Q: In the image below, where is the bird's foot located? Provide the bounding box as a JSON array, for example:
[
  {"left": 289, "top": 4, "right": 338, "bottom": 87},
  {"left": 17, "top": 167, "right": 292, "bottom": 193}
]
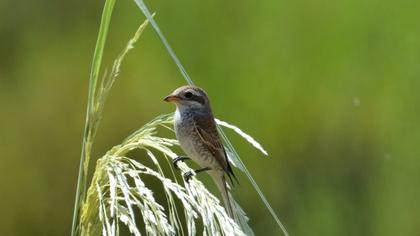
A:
[
  {"left": 172, "top": 156, "right": 190, "bottom": 170},
  {"left": 183, "top": 171, "right": 194, "bottom": 182},
  {"left": 183, "top": 167, "right": 211, "bottom": 183}
]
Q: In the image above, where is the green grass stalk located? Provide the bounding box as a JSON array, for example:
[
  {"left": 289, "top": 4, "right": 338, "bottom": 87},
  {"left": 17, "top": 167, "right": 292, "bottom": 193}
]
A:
[{"left": 71, "top": 0, "right": 116, "bottom": 235}]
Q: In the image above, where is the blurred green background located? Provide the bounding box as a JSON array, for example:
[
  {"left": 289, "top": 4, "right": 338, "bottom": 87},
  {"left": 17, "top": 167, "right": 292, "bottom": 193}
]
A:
[{"left": 1, "top": 0, "right": 420, "bottom": 235}]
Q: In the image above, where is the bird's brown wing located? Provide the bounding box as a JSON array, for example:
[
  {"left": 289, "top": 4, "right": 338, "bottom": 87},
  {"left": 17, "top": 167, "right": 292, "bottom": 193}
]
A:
[{"left": 193, "top": 116, "right": 236, "bottom": 180}]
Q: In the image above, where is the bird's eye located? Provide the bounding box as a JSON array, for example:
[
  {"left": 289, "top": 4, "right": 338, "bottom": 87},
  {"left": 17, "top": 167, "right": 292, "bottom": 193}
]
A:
[{"left": 184, "top": 92, "right": 193, "bottom": 98}]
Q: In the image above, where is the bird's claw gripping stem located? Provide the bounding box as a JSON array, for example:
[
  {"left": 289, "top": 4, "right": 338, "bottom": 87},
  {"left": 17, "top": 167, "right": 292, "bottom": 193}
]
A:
[
  {"left": 183, "top": 167, "right": 211, "bottom": 183},
  {"left": 172, "top": 156, "right": 190, "bottom": 169},
  {"left": 183, "top": 171, "right": 194, "bottom": 182}
]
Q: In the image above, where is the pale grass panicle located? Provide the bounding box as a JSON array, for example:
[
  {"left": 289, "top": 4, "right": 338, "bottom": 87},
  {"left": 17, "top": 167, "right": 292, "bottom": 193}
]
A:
[{"left": 80, "top": 114, "right": 255, "bottom": 236}]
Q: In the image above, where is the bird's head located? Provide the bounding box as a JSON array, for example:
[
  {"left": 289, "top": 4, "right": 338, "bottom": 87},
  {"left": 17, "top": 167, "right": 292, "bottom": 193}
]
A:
[{"left": 164, "top": 85, "right": 210, "bottom": 110}]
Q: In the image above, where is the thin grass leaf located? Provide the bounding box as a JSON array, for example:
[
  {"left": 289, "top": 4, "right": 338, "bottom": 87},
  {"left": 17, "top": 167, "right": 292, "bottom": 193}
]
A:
[
  {"left": 215, "top": 118, "right": 268, "bottom": 156},
  {"left": 132, "top": 0, "right": 194, "bottom": 85}
]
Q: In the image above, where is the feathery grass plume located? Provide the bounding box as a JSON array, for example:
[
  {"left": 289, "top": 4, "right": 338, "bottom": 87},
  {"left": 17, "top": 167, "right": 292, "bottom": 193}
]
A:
[{"left": 80, "top": 114, "right": 255, "bottom": 236}]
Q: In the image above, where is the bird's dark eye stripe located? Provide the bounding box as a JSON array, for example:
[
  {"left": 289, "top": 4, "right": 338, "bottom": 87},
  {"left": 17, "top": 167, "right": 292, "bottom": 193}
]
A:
[
  {"left": 183, "top": 90, "right": 205, "bottom": 104},
  {"left": 193, "top": 96, "right": 205, "bottom": 105}
]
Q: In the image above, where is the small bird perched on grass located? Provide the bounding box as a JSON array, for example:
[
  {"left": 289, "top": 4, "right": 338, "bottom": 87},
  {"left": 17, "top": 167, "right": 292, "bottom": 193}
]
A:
[{"left": 164, "top": 85, "right": 237, "bottom": 218}]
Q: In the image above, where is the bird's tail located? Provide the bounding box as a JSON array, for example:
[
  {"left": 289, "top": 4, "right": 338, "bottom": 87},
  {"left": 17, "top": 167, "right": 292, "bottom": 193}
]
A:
[{"left": 210, "top": 170, "right": 234, "bottom": 219}]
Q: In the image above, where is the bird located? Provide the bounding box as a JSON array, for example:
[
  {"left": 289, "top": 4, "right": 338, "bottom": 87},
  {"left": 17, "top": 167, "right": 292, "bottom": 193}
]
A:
[{"left": 164, "top": 85, "right": 237, "bottom": 218}]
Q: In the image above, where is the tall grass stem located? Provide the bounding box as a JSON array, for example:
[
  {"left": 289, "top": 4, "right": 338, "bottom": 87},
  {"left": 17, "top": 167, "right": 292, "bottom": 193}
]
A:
[{"left": 71, "top": 0, "right": 116, "bottom": 235}]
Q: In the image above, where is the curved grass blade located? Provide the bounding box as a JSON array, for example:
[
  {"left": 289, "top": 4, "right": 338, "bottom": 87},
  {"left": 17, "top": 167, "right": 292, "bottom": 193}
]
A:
[
  {"left": 215, "top": 118, "right": 268, "bottom": 156},
  {"left": 133, "top": 0, "right": 194, "bottom": 85}
]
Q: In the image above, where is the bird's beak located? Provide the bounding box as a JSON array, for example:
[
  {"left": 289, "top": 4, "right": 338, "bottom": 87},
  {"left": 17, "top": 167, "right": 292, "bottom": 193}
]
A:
[{"left": 164, "top": 95, "right": 181, "bottom": 103}]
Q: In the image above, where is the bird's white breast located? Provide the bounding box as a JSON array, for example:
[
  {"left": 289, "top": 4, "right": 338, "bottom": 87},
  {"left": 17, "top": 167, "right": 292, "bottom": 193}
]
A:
[{"left": 174, "top": 108, "right": 196, "bottom": 157}]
